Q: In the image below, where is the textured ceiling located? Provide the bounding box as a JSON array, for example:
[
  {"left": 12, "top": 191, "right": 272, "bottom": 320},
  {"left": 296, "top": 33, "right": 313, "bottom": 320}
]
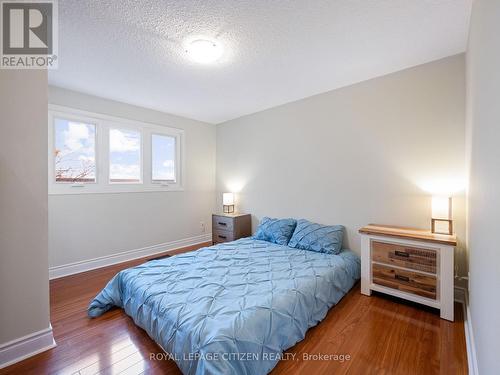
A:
[{"left": 49, "top": 0, "right": 472, "bottom": 124}]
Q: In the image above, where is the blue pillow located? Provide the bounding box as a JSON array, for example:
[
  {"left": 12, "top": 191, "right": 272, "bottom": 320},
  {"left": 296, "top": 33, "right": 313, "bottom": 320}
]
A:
[
  {"left": 288, "top": 219, "right": 344, "bottom": 254},
  {"left": 253, "top": 217, "right": 297, "bottom": 246}
]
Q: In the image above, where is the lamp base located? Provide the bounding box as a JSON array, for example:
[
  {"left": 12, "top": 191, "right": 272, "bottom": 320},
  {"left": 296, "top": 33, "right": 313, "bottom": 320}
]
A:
[
  {"left": 223, "top": 204, "right": 234, "bottom": 214},
  {"left": 431, "top": 219, "right": 453, "bottom": 235}
]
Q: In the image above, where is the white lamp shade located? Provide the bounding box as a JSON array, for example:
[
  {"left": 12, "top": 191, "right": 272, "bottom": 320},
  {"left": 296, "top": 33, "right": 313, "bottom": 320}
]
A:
[
  {"left": 223, "top": 193, "right": 234, "bottom": 206},
  {"left": 432, "top": 196, "right": 452, "bottom": 219}
]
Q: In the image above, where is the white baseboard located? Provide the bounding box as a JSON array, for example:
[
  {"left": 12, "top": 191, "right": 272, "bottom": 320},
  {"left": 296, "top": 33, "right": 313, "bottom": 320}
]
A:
[
  {"left": 49, "top": 233, "right": 212, "bottom": 279},
  {"left": 454, "top": 286, "right": 479, "bottom": 375},
  {"left": 0, "top": 325, "right": 56, "bottom": 370}
]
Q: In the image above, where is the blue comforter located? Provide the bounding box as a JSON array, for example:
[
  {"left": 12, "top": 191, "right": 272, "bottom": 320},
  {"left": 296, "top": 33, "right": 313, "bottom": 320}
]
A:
[{"left": 88, "top": 238, "right": 360, "bottom": 374}]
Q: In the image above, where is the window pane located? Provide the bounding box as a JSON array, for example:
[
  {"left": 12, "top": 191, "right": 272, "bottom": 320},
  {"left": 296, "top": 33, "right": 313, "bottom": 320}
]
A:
[
  {"left": 54, "top": 118, "right": 96, "bottom": 183},
  {"left": 109, "top": 128, "right": 141, "bottom": 183},
  {"left": 152, "top": 134, "right": 176, "bottom": 182}
]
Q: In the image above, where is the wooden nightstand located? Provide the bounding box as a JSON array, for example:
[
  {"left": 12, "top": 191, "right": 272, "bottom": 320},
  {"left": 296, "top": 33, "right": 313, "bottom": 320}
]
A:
[
  {"left": 359, "top": 224, "right": 457, "bottom": 321},
  {"left": 212, "top": 213, "right": 251, "bottom": 244}
]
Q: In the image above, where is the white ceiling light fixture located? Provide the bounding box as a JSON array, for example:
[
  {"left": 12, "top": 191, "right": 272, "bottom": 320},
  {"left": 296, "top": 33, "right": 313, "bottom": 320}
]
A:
[{"left": 185, "top": 39, "right": 224, "bottom": 64}]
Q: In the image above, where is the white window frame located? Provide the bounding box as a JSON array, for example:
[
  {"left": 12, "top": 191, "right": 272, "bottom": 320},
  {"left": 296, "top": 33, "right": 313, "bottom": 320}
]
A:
[{"left": 48, "top": 105, "right": 185, "bottom": 194}]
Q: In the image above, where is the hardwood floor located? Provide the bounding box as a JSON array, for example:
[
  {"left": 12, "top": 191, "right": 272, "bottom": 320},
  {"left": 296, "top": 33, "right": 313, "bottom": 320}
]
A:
[{"left": 1, "top": 243, "right": 467, "bottom": 375}]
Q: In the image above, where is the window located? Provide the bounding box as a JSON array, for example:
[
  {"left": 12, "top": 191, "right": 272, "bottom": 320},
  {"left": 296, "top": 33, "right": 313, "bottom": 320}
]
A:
[
  {"left": 49, "top": 105, "right": 184, "bottom": 194},
  {"left": 152, "top": 134, "right": 176, "bottom": 183},
  {"left": 54, "top": 118, "right": 96, "bottom": 183},
  {"left": 109, "top": 128, "right": 142, "bottom": 183}
]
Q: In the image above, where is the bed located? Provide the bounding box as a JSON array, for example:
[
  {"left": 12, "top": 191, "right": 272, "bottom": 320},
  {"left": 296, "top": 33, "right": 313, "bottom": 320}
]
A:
[{"left": 88, "top": 238, "right": 360, "bottom": 375}]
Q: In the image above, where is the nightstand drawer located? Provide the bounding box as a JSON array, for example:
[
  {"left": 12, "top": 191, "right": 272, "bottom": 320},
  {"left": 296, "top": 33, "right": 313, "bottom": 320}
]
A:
[
  {"left": 372, "top": 263, "right": 437, "bottom": 300},
  {"left": 372, "top": 241, "right": 437, "bottom": 274},
  {"left": 212, "top": 216, "right": 234, "bottom": 231},
  {"left": 360, "top": 224, "right": 456, "bottom": 321},
  {"left": 212, "top": 213, "right": 251, "bottom": 244},
  {"left": 213, "top": 229, "right": 234, "bottom": 243}
]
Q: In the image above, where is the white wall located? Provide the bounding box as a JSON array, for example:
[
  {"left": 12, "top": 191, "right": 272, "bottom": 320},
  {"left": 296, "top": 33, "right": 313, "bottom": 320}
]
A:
[
  {"left": 0, "top": 71, "right": 51, "bottom": 345},
  {"left": 466, "top": 0, "right": 500, "bottom": 373},
  {"left": 217, "top": 55, "right": 467, "bottom": 277},
  {"left": 48, "top": 87, "right": 216, "bottom": 269}
]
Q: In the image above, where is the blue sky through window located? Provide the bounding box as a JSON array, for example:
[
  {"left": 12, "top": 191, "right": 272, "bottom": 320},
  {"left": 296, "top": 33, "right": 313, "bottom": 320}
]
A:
[
  {"left": 152, "top": 134, "right": 176, "bottom": 182},
  {"left": 54, "top": 118, "right": 96, "bottom": 182},
  {"left": 109, "top": 128, "right": 141, "bottom": 182}
]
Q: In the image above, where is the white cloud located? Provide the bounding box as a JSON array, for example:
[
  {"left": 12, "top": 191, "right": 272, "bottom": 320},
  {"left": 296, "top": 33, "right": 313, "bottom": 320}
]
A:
[
  {"left": 63, "top": 122, "right": 92, "bottom": 153},
  {"left": 154, "top": 172, "right": 175, "bottom": 180},
  {"left": 162, "top": 160, "right": 174, "bottom": 168},
  {"left": 110, "top": 129, "right": 140, "bottom": 152},
  {"left": 78, "top": 155, "right": 95, "bottom": 163},
  {"left": 154, "top": 160, "right": 175, "bottom": 180},
  {"left": 110, "top": 163, "right": 140, "bottom": 180}
]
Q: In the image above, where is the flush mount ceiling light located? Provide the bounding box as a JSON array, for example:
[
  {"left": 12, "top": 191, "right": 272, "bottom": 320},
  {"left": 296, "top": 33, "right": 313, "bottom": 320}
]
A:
[{"left": 185, "top": 39, "right": 224, "bottom": 64}]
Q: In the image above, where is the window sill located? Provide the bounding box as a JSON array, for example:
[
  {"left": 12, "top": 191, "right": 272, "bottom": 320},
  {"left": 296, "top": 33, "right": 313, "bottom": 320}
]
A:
[{"left": 48, "top": 184, "right": 184, "bottom": 195}]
